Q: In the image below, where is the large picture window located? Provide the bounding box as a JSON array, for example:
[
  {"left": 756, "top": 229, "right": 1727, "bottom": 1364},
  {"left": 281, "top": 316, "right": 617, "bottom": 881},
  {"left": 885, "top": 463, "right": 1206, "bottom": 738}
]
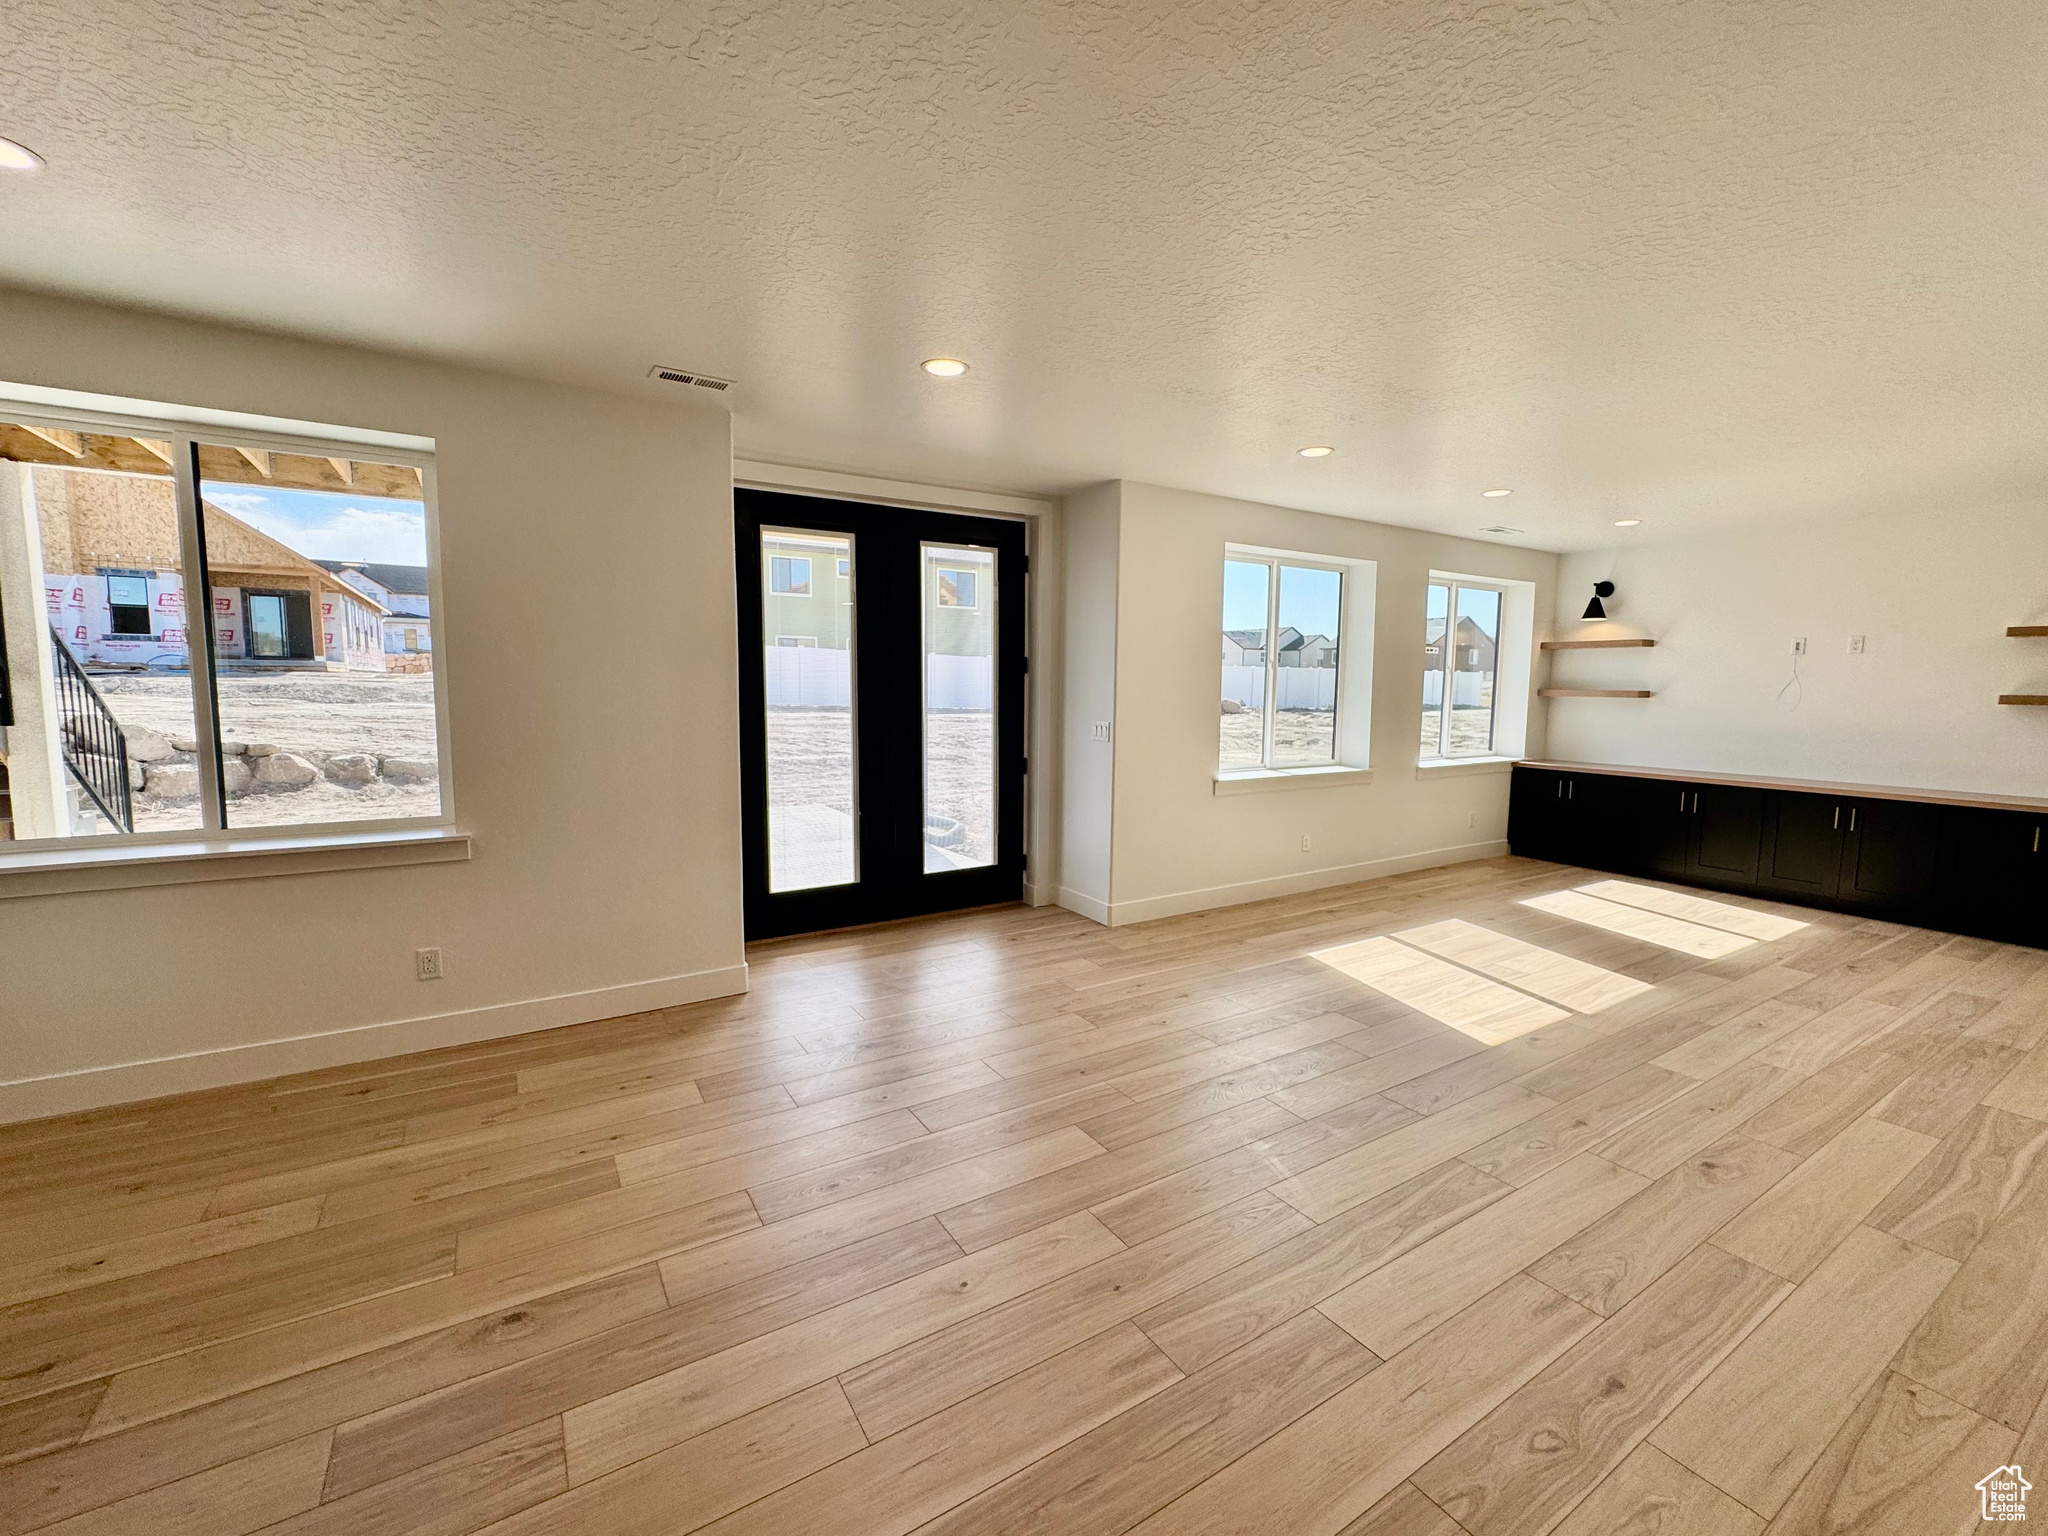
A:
[
  {"left": 1219, "top": 553, "right": 1345, "bottom": 771},
  {"left": 0, "top": 403, "right": 446, "bottom": 847},
  {"left": 1422, "top": 578, "right": 1504, "bottom": 759}
]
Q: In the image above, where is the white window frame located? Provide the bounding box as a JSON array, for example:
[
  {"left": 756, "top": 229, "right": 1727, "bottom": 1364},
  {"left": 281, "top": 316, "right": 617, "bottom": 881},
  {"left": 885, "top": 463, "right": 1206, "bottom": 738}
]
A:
[
  {"left": 1417, "top": 569, "right": 1536, "bottom": 771},
  {"left": 1423, "top": 577, "right": 1507, "bottom": 761},
  {"left": 1217, "top": 546, "right": 1374, "bottom": 787},
  {"left": 769, "top": 555, "right": 812, "bottom": 596},
  {"left": 0, "top": 388, "right": 455, "bottom": 862}
]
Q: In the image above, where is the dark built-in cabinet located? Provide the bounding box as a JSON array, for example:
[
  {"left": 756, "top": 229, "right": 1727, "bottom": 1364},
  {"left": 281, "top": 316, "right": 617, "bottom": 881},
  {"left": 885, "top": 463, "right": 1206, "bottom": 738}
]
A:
[{"left": 1510, "top": 762, "right": 2048, "bottom": 949}]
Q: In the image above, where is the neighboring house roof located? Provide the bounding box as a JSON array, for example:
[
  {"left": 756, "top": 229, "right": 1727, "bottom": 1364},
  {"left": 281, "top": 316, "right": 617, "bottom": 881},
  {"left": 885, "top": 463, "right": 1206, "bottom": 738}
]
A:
[
  {"left": 1428, "top": 616, "right": 1497, "bottom": 654},
  {"left": 203, "top": 503, "right": 390, "bottom": 616},
  {"left": 1223, "top": 629, "right": 1266, "bottom": 649},
  {"left": 315, "top": 560, "right": 430, "bottom": 598}
]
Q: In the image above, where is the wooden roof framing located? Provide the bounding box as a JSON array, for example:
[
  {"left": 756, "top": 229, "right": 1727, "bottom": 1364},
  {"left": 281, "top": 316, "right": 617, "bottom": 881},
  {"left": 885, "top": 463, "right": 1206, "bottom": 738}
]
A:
[{"left": 0, "top": 424, "right": 424, "bottom": 500}]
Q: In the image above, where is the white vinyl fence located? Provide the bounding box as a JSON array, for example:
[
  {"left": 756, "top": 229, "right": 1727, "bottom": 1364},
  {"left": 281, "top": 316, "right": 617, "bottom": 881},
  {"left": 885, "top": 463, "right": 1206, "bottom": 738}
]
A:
[
  {"left": 1220, "top": 665, "right": 1337, "bottom": 710},
  {"left": 765, "top": 647, "right": 993, "bottom": 710},
  {"left": 765, "top": 645, "right": 851, "bottom": 707},
  {"left": 1422, "top": 671, "right": 1490, "bottom": 707}
]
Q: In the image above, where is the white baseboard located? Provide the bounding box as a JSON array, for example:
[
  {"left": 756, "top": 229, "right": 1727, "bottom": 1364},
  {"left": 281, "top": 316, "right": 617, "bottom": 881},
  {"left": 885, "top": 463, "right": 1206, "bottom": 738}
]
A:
[
  {"left": 1056, "top": 886, "right": 1112, "bottom": 924},
  {"left": 1091, "top": 839, "right": 1509, "bottom": 927},
  {"left": 0, "top": 963, "right": 751, "bottom": 1125}
]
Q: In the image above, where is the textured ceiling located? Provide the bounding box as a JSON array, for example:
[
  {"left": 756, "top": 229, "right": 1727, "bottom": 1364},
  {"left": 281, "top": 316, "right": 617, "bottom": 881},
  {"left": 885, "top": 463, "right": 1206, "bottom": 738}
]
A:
[{"left": 0, "top": 0, "right": 2041, "bottom": 549}]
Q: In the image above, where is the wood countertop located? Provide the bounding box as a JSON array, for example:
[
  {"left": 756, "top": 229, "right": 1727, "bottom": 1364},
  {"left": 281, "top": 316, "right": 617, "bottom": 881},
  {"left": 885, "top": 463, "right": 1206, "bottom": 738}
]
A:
[{"left": 1515, "top": 760, "right": 2048, "bottom": 816}]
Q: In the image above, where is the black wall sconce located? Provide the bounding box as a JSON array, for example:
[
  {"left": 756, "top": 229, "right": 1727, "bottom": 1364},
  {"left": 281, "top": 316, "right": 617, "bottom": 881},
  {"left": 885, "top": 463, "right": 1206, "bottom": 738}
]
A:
[{"left": 1582, "top": 580, "right": 1615, "bottom": 622}]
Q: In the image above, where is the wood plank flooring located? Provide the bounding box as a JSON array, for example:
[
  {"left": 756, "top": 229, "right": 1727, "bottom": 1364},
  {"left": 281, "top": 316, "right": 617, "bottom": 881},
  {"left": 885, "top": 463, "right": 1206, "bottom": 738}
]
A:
[{"left": 3, "top": 855, "right": 2045, "bottom": 1535}]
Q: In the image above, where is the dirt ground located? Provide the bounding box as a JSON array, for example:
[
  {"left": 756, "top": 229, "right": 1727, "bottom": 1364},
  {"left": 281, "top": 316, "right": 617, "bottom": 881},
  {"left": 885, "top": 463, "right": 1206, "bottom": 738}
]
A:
[
  {"left": 90, "top": 670, "right": 443, "bottom": 832},
  {"left": 1219, "top": 701, "right": 1497, "bottom": 767},
  {"left": 765, "top": 708, "right": 995, "bottom": 863},
  {"left": 1219, "top": 707, "right": 1337, "bottom": 766},
  {"left": 1421, "top": 704, "right": 1499, "bottom": 758}
]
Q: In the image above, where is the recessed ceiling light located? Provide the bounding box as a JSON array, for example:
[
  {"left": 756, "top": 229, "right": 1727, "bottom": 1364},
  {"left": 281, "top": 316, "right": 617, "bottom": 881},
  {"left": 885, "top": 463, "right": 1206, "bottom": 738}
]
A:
[
  {"left": 1297, "top": 445, "right": 1335, "bottom": 458},
  {"left": 1614, "top": 518, "right": 1643, "bottom": 527},
  {"left": 0, "top": 137, "right": 44, "bottom": 171},
  {"left": 1481, "top": 488, "right": 1513, "bottom": 498},
  {"left": 920, "top": 357, "right": 968, "bottom": 377}
]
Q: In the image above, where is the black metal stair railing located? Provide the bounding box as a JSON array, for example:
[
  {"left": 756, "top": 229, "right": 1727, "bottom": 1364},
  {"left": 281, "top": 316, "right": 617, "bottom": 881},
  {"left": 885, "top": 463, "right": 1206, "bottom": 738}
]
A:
[{"left": 48, "top": 625, "right": 134, "bottom": 833}]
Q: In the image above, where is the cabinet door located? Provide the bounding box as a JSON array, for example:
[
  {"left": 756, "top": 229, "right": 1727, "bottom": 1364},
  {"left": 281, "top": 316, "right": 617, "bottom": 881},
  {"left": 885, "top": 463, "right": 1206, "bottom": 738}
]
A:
[
  {"left": 1509, "top": 768, "right": 1567, "bottom": 861},
  {"left": 1634, "top": 779, "right": 1692, "bottom": 877},
  {"left": 1688, "top": 785, "right": 1765, "bottom": 885},
  {"left": 1938, "top": 807, "right": 2048, "bottom": 945},
  {"left": 1759, "top": 791, "right": 1845, "bottom": 898},
  {"left": 1560, "top": 772, "right": 1630, "bottom": 872},
  {"left": 1839, "top": 799, "right": 1940, "bottom": 912}
]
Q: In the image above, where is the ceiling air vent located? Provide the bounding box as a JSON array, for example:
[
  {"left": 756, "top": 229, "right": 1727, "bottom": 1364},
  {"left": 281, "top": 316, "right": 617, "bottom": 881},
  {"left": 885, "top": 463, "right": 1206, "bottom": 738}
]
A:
[
  {"left": 1481, "top": 525, "right": 1524, "bottom": 535},
  {"left": 647, "top": 365, "right": 735, "bottom": 392}
]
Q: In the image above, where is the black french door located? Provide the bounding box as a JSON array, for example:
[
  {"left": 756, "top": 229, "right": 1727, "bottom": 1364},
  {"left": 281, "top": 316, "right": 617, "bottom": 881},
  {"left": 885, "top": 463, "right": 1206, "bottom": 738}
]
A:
[{"left": 736, "top": 489, "right": 1027, "bottom": 939}]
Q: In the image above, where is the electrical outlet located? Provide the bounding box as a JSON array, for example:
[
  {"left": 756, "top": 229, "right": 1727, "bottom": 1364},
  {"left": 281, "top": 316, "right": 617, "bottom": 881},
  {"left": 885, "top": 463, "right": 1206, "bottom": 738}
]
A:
[
  {"left": 1300, "top": 833, "right": 1312, "bottom": 852},
  {"left": 1790, "top": 636, "right": 1807, "bottom": 656},
  {"left": 1091, "top": 721, "right": 1112, "bottom": 743},
  {"left": 416, "top": 946, "right": 443, "bottom": 981},
  {"left": 1848, "top": 635, "right": 1866, "bottom": 655}
]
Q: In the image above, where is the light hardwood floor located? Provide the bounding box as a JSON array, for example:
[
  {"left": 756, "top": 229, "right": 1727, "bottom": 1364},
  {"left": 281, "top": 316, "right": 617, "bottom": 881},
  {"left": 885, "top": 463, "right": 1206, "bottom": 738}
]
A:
[{"left": 3, "top": 854, "right": 2045, "bottom": 1535}]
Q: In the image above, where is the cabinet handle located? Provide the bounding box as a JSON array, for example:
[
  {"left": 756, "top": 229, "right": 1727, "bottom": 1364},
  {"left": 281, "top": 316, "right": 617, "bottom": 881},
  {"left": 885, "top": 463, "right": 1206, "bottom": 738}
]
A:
[
  {"left": 1832, "top": 806, "right": 1839, "bottom": 830},
  {"left": 1568, "top": 782, "right": 1574, "bottom": 799},
  {"left": 1691, "top": 792, "right": 1699, "bottom": 813},
  {"left": 2035, "top": 826, "right": 2041, "bottom": 854},
  {"left": 1678, "top": 790, "right": 1686, "bottom": 812},
  {"left": 1849, "top": 808, "right": 1857, "bottom": 832},
  {"left": 1557, "top": 782, "right": 1564, "bottom": 799}
]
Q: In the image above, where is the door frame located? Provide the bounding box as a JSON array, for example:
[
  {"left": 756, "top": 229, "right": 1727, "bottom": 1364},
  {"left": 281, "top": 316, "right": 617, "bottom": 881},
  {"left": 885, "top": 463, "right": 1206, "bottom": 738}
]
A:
[
  {"left": 735, "top": 460, "right": 1058, "bottom": 908},
  {"left": 241, "top": 587, "right": 316, "bottom": 661},
  {"left": 735, "top": 488, "right": 1029, "bottom": 940}
]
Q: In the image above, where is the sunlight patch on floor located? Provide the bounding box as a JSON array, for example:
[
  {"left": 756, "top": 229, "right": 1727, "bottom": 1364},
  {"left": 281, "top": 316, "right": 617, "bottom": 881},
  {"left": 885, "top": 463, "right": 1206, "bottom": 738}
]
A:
[
  {"left": 1310, "top": 935, "right": 1569, "bottom": 1044},
  {"left": 1575, "top": 880, "right": 1809, "bottom": 941},
  {"left": 1393, "top": 918, "right": 1656, "bottom": 1013},
  {"left": 1522, "top": 889, "right": 1756, "bottom": 958}
]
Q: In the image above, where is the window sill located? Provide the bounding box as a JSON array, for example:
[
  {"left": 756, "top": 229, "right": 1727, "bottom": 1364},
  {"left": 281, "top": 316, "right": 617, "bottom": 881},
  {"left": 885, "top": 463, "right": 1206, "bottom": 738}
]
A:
[
  {"left": 0, "top": 827, "right": 472, "bottom": 900},
  {"left": 1214, "top": 765, "right": 1374, "bottom": 797},
  {"left": 1415, "top": 756, "right": 1517, "bottom": 779}
]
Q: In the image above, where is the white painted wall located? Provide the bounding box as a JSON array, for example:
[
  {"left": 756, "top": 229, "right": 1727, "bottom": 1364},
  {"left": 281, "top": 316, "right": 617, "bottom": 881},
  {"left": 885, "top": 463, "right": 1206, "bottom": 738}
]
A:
[
  {"left": 0, "top": 290, "right": 746, "bottom": 1120},
  {"left": 1057, "top": 482, "right": 1121, "bottom": 921},
  {"left": 1063, "top": 480, "right": 1557, "bottom": 926},
  {"left": 1548, "top": 501, "right": 2048, "bottom": 799}
]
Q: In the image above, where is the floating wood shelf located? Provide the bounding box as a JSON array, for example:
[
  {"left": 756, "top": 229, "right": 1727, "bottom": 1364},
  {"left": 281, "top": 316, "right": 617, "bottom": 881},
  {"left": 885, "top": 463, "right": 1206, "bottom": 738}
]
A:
[
  {"left": 2008, "top": 626, "right": 2048, "bottom": 637},
  {"left": 1999, "top": 695, "right": 2048, "bottom": 706},
  {"left": 1540, "top": 637, "right": 1655, "bottom": 650},
  {"left": 1539, "top": 688, "right": 1654, "bottom": 699}
]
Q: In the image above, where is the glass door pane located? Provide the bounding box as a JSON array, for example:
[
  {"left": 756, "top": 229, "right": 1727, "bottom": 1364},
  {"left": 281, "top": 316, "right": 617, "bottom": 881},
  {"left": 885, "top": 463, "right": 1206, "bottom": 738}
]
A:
[
  {"left": 247, "top": 595, "right": 287, "bottom": 657},
  {"left": 761, "top": 529, "right": 856, "bottom": 891},
  {"left": 923, "top": 542, "right": 995, "bottom": 871},
  {"left": 1451, "top": 586, "right": 1501, "bottom": 755}
]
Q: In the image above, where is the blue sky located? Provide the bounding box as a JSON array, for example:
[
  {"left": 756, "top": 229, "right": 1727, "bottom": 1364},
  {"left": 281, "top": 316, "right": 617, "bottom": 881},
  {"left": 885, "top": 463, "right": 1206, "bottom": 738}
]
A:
[
  {"left": 1223, "top": 560, "right": 1341, "bottom": 640},
  {"left": 1430, "top": 582, "right": 1501, "bottom": 636},
  {"left": 202, "top": 483, "right": 428, "bottom": 566}
]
